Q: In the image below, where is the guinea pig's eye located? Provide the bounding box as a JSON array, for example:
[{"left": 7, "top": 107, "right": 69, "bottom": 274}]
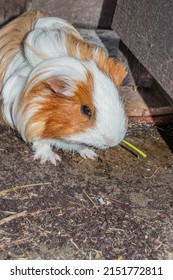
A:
[{"left": 81, "top": 105, "right": 92, "bottom": 119}]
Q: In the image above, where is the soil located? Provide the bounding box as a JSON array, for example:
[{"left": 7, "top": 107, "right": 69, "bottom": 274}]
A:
[{"left": 0, "top": 123, "right": 173, "bottom": 260}]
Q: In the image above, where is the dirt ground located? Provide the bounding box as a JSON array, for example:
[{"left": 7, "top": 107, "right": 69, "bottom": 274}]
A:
[{"left": 0, "top": 122, "right": 173, "bottom": 260}]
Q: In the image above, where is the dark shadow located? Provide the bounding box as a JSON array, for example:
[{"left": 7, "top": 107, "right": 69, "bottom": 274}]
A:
[
  {"left": 95, "top": 29, "right": 119, "bottom": 57},
  {"left": 0, "top": 15, "right": 19, "bottom": 28},
  {"left": 156, "top": 124, "right": 173, "bottom": 151},
  {"left": 0, "top": 1, "right": 27, "bottom": 28},
  {"left": 98, "top": 0, "right": 117, "bottom": 29},
  {"left": 94, "top": 30, "right": 173, "bottom": 153},
  {"left": 119, "top": 40, "right": 173, "bottom": 153}
]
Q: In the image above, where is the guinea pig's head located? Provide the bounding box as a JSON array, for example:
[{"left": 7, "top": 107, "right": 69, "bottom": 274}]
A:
[{"left": 19, "top": 57, "right": 127, "bottom": 149}]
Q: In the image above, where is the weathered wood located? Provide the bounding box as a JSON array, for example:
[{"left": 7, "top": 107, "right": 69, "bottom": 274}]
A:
[
  {"left": 112, "top": 0, "right": 173, "bottom": 98},
  {"left": 29, "top": 0, "right": 107, "bottom": 28},
  {"left": 1, "top": 2, "right": 172, "bottom": 123},
  {"left": 1, "top": 0, "right": 117, "bottom": 28},
  {"left": 0, "top": 0, "right": 28, "bottom": 26},
  {"left": 75, "top": 29, "right": 173, "bottom": 124},
  {"left": 122, "top": 85, "right": 173, "bottom": 124}
]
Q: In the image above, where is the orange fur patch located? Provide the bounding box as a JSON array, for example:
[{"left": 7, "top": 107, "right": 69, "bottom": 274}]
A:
[
  {"left": 66, "top": 34, "right": 93, "bottom": 60},
  {"left": 23, "top": 71, "right": 95, "bottom": 141},
  {"left": 95, "top": 55, "right": 127, "bottom": 88},
  {"left": 0, "top": 11, "right": 47, "bottom": 90},
  {"left": 66, "top": 34, "right": 127, "bottom": 87}
]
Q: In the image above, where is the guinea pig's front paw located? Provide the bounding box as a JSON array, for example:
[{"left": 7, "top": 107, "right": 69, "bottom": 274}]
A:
[
  {"left": 78, "top": 148, "right": 98, "bottom": 160},
  {"left": 34, "top": 151, "right": 61, "bottom": 165},
  {"left": 33, "top": 141, "right": 61, "bottom": 165}
]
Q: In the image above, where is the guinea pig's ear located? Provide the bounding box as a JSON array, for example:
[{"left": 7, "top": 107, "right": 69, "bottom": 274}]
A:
[{"left": 46, "top": 77, "right": 74, "bottom": 97}]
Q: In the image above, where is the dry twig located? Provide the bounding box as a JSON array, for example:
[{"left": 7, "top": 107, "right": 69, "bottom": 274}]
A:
[
  {"left": 0, "top": 211, "right": 27, "bottom": 226},
  {"left": 70, "top": 238, "right": 87, "bottom": 257},
  {"left": 83, "top": 190, "right": 98, "bottom": 208},
  {"left": 145, "top": 166, "right": 162, "bottom": 179},
  {"left": 0, "top": 182, "right": 51, "bottom": 196}
]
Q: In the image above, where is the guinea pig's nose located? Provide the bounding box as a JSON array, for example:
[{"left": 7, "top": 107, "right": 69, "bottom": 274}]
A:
[{"left": 103, "top": 135, "right": 122, "bottom": 147}]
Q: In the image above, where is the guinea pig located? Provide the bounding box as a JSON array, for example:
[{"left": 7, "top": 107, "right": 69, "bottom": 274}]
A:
[{"left": 0, "top": 11, "right": 128, "bottom": 165}]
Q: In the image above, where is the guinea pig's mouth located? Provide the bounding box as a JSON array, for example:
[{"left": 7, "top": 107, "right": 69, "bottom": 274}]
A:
[
  {"left": 59, "top": 137, "right": 93, "bottom": 148},
  {"left": 61, "top": 137, "right": 113, "bottom": 150},
  {"left": 60, "top": 138, "right": 88, "bottom": 146}
]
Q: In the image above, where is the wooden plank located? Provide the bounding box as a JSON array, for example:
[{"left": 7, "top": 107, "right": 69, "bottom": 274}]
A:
[
  {"left": 122, "top": 84, "right": 173, "bottom": 124},
  {"left": 0, "top": 0, "right": 28, "bottom": 26},
  {"left": 29, "top": 0, "right": 105, "bottom": 28},
  {"left": 0, "top": 5, "right": 172, "bottom": 124},
  {"left": 78, "top": 29, "right": 173, "bottom": 124},
  {"left": 112, "top": 0, "right": 173, "bottom": 99}
]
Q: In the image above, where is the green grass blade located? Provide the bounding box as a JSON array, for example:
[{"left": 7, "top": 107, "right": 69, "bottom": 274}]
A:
[{"left": 122, "top": 140, "right": 147, "bottom": 158}]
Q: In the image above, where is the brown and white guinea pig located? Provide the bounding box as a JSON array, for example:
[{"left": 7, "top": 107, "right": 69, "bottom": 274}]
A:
[{"left": 0, "top": 11, "right": 128, "bottom": 165}]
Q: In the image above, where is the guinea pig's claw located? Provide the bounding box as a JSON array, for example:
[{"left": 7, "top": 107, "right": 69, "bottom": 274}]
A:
[
  {"left": 34, "top": 151, "right": 61, "bottom": 165},
  {"left": 79, "top": 148, "right": 98, "bottom": 160}
]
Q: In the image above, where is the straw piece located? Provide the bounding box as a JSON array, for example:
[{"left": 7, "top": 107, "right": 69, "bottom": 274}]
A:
[
  {"left": 0, "top": 182, "right": 51, "bottom": 196},
  {"left": 0, "top": 211, "right": 27, "bottom": 225}
]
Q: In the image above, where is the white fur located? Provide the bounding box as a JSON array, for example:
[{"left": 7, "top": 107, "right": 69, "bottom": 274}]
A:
[
  {"left": 24, "top": 29, "right": 68, "bottom": 66},
  {"left": 18, "top": 97, "right": 46, "bottom": 141},
  {"left": 24, "top": 57, "right": 88, "bottom": 94},
  {"left": 32, "top": 138, "right": 97, "bottom": 164},
  {"left": 17, "top": 57, "right": 90, "bottom": 141},
  {"left": 32, "top": 17, "right": 82, "bottom": 39},
  {"left": 32, "top": 140, "right": 62, "bottom": 165},
  {"left": 27, "top": 59, "right": 127, "bottom": 162},
  {"left": 1, "top": 15, "right": 127, "bottom": 164},
  {"left": 2, "top": 52, "right": 32, "bottom": 128},
  {"left": 63, "top": 61, "right": 127, "bottom": 148},
  {"left": 24, "top": 17, "right": 82, "bottom": 67}
]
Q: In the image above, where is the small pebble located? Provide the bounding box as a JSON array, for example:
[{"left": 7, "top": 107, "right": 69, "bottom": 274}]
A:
[{"left": 98, "top": 197, "right": 106, "bottom": 205}]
